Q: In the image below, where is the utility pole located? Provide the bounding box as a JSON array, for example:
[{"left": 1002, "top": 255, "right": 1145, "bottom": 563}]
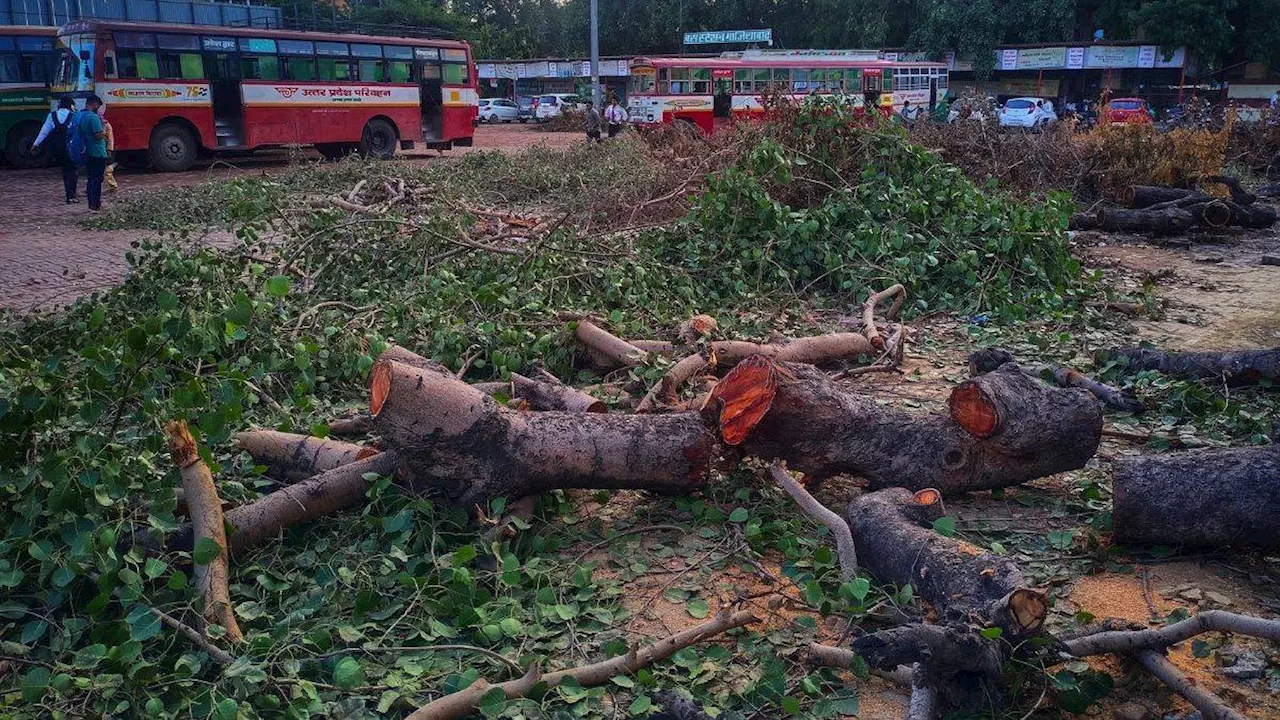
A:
[{"left": 589, "top": 0, "right": 601, "bottom": 108}]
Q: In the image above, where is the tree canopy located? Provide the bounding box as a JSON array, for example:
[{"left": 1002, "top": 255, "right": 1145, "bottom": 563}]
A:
[{"left": 321, "top": 0, "right": 1280, "bottom": 74}]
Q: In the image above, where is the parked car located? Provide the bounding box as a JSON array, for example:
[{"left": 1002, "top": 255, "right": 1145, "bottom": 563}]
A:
[
  {"left": 517, "top": 97, "right": 535, "bottom": 123},
  {"left": 534, "top": 94, "right": 583, "bottom": 122},
  {"left": 478, "top": 98, "right": 521, "bottom": 124},
  {"left": 1101, "top": 97, "right": 1154, "bottom": 126},
  {"left": 998, "top": 97, "right": 1057, "bottom": 129}
]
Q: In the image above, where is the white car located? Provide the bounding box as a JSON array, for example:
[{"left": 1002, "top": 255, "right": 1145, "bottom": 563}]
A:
[
  {"left": 999, "top": 97, "right": 1057, "bottom": 129},
  {"left": 478, "top": 98, "right": 520, "bottom": 123},
  {"left": 534, "top": 94, "right": 583, "bottom": 122}
]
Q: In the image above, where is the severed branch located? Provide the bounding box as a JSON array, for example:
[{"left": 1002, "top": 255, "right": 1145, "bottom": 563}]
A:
[
  {"left": 166, "top": 421, "right": 243, "bottom": 643},
  {"left": 861, "top": 284, "right": 905, "bottom": 350},
  {"left": 576, "top": 319, "right": 648, "bottom": 368},
  {"left": 637, "top": 353, "right": 710, "bottom": 413},
  {"left": 1063, "top": 610, "right": 1280, "bottom": 657},
  {"left": 766, "top": 463, "right": 857, "bottom": 581},
  {"left": 405, "top": 610, "right": 758, "bottom": 720},
  {"left": 1133, "top": 650, "right": 1246, "bottom": 720},
  {"left": 968, "top": 348, "right": 1143, "bottom": 413},
  {"left": 326, "top": 414, "right": 373, "bottom": 436}
]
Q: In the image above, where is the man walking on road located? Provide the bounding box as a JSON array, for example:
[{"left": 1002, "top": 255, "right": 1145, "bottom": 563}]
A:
[
  {"left": 79, "top": 95, "right": 109, "bottom": 211},
  {"left": 585, "top": 103, "right": 602, "bottom": 143},
  {"left": 604, "top": 97, "right": 628, "bottom": 138},
  {"left": 31, "top": 97, "right": 79, "bottom": 204}
]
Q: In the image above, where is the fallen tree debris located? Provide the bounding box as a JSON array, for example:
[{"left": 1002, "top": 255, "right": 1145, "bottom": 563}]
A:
[
  {"left": 766, "top": 463, "right": 857, "bottom": 580},
  {"left": 234, "top": 430, "right": 378, "bottom": 481},
  {"left": 1104, "top": 346, "right": 1280, "bottom": 384},
  {"left": 477, "top": 370, "right": 607, "bottom": 413},
  {"left": 325, "top": 413, "right": 372, "bottom": 437},
  {"left": 861, "top": 283, "right": 905, "bottom": 350},
  {"left": 968, "top": 348, "right": 1144, "bottom": 413},
  {"left": 575, "top": 319, "right": 648, "bottom": 368},
  {"left": 1113, "top": 444, "right": 1280, "bottom": 547},
  {"left": 405, "top": 610, "right": 758, "bottom": 720},
  {"left": 1096, "top": 205, "right": 1195, "bottom": 235},
  {"left": 1124, "top": 185, "right": 1201, "bottom": 208},
  {"left": 166, "top": 421, "right": 243, "bottom": 643},
  {"left": 709, "top": 359, "right": 1101, "bottom": 494}
]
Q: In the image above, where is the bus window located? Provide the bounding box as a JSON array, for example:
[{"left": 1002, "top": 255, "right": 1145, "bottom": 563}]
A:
[
  {"left": 442, "top": 48, "right": 467, "bottom": 63},
  {"left": 387, "top": 60, "right": 411, "bottom": 82},
  {"left": 415, "top": 47, "right": 440, "bottom": 61},
  {"left": 0, "top": 55, "right": 18, "bottom": 82},
  {"left": 117, "top": 51, "right": 160, "bottom": 79},
  {"left": 157, "top": 52, "right": 202, "bottom": 79},
  {"left": 317, "top": 57, "right": 352, "bottom": 81},
  {"left": 316, "top": 41, "right": 349, "bottom": 57},
  {"left": 383, "top": 45, "right": 412, "bottom": 60},
  {"left": 356, "top": 59, "right": 382, "bottom": 82},
  {"left": 752, "top": 68, "right": 770, "bottom": 92},
  {"left": 882, "top": 69, "right": 893, "bottom": 91},
  {"left": 443, "top": 62, "right": 468, "bottom": 84},
  {"left": 828, "top": 69, "right": 844, "bottom": 92},
  {"left": 420, "top": 64, "right": 441, "bottom": 80},
  {"left": 669, "top": 67, "right": 689, "bottom": 94},
  {"left": 284, "top": 57, "right": 316, "bottom": 81},
  {"left": 733, "top": 68, "right": 751, "bottom": 93},
  {"left": 790, "top": 69, "right": 808, "bottom": 92},
  {"left": 691, "top": 68, "right": 710, "bottom": 94},
  {"left": 809, "top": 69, "right": 826, "bottom": 91},
  {"left": 241, "top": 54, "right": 280, "bottom": 80},
  {"left": 656, "top": 67, "right": 668, "bottom": 94},
  {"left": 769, "top": 68, "right": 788, "bottom": 91},
  {"left": 278, "top": 39, "right": 314, "bottom": 56},
  {"left": 631, "top": 69, "right": 655, "bottom": 93},
  {"left": 115, "top": 32, "right": 155, "bottom": 50}
]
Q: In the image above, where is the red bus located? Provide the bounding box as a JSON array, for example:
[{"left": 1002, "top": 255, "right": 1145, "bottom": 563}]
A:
[
  {"left": 51, "top": 20, "right": 478, "bottom": 171},
  {"left": 627, "top": 52, "right": 949, "bottom": 133}
]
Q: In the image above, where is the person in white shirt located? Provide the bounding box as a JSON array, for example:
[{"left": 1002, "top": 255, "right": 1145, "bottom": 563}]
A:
[
  {"left": 31, "top": 97, "right": 80, "bottom": 204},
  {"left": 604, "top": 97, "right": 628, "bottom": 138}
]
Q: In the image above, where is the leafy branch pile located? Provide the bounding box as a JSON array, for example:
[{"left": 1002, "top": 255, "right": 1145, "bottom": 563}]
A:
[{"left": 1, "top": 105, "right": 1095, "bottom": 717}]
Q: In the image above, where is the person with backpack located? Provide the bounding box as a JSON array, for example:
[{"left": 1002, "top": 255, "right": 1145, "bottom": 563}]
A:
[
  {"left": 78, "top": 95, "right": 109, "bottom": 211},
  {"left": 31, "top": 97, "right": 79, "bottom": 204}
]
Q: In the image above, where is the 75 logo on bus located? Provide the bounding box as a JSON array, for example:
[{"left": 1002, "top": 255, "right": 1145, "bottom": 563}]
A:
[{"left": 275, "top": 86, "right": 300, "bottom": 99}]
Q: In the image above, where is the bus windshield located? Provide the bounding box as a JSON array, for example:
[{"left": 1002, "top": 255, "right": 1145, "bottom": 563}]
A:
[
  {"left": 53, "top": 32, "right": 95, "bottom": 93},
  {"left": 630, "top": 67, "right": 655, "bottom": 94}
]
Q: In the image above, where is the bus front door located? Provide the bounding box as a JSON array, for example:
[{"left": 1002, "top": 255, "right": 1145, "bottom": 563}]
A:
[
  {"left": 419, "top": 74, "right": 443, "bottom": 142},
  {"left": 205, "top": 52, "right": 243, "bottom": 147},
  {"left": 713, "top": 79, "right": 732, "bottom": 119}
]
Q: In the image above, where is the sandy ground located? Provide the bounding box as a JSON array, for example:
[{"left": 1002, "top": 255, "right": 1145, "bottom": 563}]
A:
[{"left": 0, "top": 124, "right": 578, "bottom": 312}]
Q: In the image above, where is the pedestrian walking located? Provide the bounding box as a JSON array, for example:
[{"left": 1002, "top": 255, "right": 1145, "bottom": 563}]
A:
[
  {"left": 100, "top": 105, "right": 118, "bottom": 192},
  {"left": 585, "top": 103, "right": 602, "bottom": 143},
  {"left": 79, "top": 95, "right": 109, "bottom": 211},
  {"left": 31, "top": 97, "right": 79, "bottom": 204},
  {"left": 604, "top": 97, "right": 628, "bottom": 138},
  {"left": 898, "top": 99, "right": 921, "bottom": 127}
]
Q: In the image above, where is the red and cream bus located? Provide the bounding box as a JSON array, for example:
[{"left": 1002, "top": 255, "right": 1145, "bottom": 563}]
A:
[
  {"left": 627, "top": 52, "right": 949, "bottom": 133},
  {"left": 51, "top": 20, "right": 478, "bottom": 171}
]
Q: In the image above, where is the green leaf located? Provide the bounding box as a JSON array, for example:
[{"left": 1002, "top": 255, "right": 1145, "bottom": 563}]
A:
[
  {"left": 980, "top": 627, "right": 1003, "bottom": 639},
  {"left": 451, "top": 544, "right": 477, "bottom": 567},
  {"left": 128, "top": 606, "right": 163, "bottom": 642},
  {"left": 781, "top": 696, "right": 800, "bottom": 714},
  {"left": 212, "top": 697, "right": 237, "bottom": 720},
  {"left": 840, "top": 577, "right": 871, "bottom": 602},
  {"left": 265, "top": 275, "right": 292, "bottom": 297},
  {"left": 932, "top": 516, "right": 957, "bottom": 537},
  {"left": 167, "top": 570, "right": 188, "bottom": 590},
  {"left": 143, "top": 558, "right": 168, "bottom": 579},
  {"left": 20, "top": 620, "right": 48, "bottom": 644},
  {"left": 728, "top": 507, "right": 750, "bottom": 523},
  {"left": 611, "top": 675, "right": 635, "bottom": 688},
  {"left": 628, "top": 694, "right": 653, "bottom": 714},
  {"left": 20, "top": 667, "right": 50, "bottom": 703},
  {"left": 686, "top": 599, "right": 711, "bottom": 619},
  {"left": 193, "top": 537, "right": 222, "bottom": 565},
  {"left": 332, "top": 656, "right": 365, "bottom": 691}
]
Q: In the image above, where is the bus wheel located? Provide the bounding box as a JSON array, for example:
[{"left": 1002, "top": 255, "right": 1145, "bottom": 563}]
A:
[
  {"left": 5, "top": 123, "right": 52, "bottom": 169},
  {"left": 150, "top": 124, "right": 197, "bottom": 172},
  {"left": 358, "top": 119, "right": 397, "bottom": 159}
]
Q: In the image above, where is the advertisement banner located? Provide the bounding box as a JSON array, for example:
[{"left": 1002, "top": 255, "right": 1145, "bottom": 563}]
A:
[
  {"left": 683, "top": 29, "right": 772, "bottom": 45},
  {"left": 1066, "top": 47, "right": 1085, "bottom": 69},
  {"left": 1000, "top": 49, "right": 1018, "bottom": 70},
  {"left": 241, "top": 83, "right": 419, "bottom": 107},
  {"left": 1085, "top": 45, "right": 1140, "bottom": 68},
  {"left": 617, "top": 59, "right": 629, "bottom": 76},
  {"left": 98, "top": 82, "right": 210, "bottom": 105},
  {"left": 996, "top": 78, "right": 1060, "bottom": 97},
  {"left": 1154, "top": 47, "right": 1185, "bottom": 68},
  {"left": 1137, "top": 46, "right": 1156, "bottom": 69},
  {"left": 1017, "top": 47, "right": 1065, "bottom": 70}
]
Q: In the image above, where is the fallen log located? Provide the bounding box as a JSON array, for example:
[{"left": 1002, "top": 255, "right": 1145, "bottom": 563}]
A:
[
  {"left": 234, "top": 430, "right": 378, "bottom": 481},
  {"left": 1104, "top": 347, "right": 1280, "bottom": 384},
  {"left": 166, "top": 421, "right": 243, "bottom": 642},
  {"left": 1187, "top": 200, "right": 1234, "bottom": 228},
  {"left": 861, "top": 284, "right": 905, "bottom": 350},
  {"left": 708, "top": 358, "right": 1101, "bottom": 494},
  {"left": 1124, "top": 185, "right": 1199, "bottom": 208},
  {"left": 406, "top": 610, "right": 758, "bottom": 720},
  {"left": 1068, "top": 212, "right": 1098, "bottom": 231},
  {"left": 475, "top": 371, "right": 606, "bottom": 413},
  {"left": 576, "top": 320, "right": 647, "bottom": 368},
  {"left": 371, "top": 359, "right": 713, "bottom": 506},
  {"left": 1202, "top": 174, "right": 1258, "bottom": 206},
  {"left": 1096, "top": 205, "right": 1195, "bottom": 235},
  {"left": 1112, "top": 444, "right": 1280, "bottom": 548},
  {"left": 326, "top": 414, "right": 372, "bottom": 437},
  {"left": 1223, "top": 200, "right": 1278, "bottom": 229},
  {"left": 968, "top": 348, "right": 1144, "bottom": 413}
]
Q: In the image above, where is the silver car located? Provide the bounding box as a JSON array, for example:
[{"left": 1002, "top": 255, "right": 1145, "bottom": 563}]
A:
[
  {"left": 999, "top": 97, "right": 1057, "bottom": 129},
  {"left": 478, "top": 98, "right": 521, "bottom": 124}
]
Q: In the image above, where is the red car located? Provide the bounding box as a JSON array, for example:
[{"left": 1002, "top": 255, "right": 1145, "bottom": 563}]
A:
[{"left": 1102, "top": 98, "right": 1154, "bottom": 125}]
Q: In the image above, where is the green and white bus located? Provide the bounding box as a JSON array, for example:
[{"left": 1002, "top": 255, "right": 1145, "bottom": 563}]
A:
[{"left": 1, "top": 26, "right": 57, "bottom": 168}]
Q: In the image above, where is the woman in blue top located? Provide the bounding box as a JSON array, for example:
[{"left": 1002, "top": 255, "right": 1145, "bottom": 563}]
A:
[{"left": 79, "top": 95, "right": 109, "bottom": 211}]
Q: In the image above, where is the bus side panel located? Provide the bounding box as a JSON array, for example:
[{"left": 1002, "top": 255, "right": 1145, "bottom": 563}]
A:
[
  {"left": 110, "top": 107, "right": 216, "bottom": 152},
  {"left": 439, "top": 85, "right": 477, "bottom": 141},
  {"left": 96, "top": 82, "right": 216, "bottom": 152},
  {"left": 241, "top": 82, "right": 421, "bottom": 147},
  {"left": 669, "top": 109, "right": 714, "bottom": 133}
]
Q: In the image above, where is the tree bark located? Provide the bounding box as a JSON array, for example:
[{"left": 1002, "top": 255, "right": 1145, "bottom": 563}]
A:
[
  {"left": 1113, "top": 445, "right": 1280, "bottom": 548},
  {"left": 370, "top": 359, "right": 713, "bottom": 507},
  {"left": 234, "top": 430, "right": 378, "bottom": 482},
  {"left": 1104, "top": 347, "right": 1280, "bottom": 384},
  {"left": 968, "top": 348, "right": 1144, "bottom": 413},
  {"left": 166, "top": 421, "right": 243, "bottom": 642},
  {"left": 1223, "top": 200, "right": 1277, "bottom": 229},
  {"left": 1068, "top": 213, "right": 1098, "bottom": 231},
  {"left": 576, "top": 319, "right": 647, "bottom": 368},
  {"left": 1096, "top": 206, "right": 1195, "bottom": 234},
  {"left": 708, "top": 359, "right": 1101, "bottom": 495},
  {"left": 477, "top": 371, "right": 607, "bottom": 413},
  {"left": 1187, "top": 200, "right": 1234, "bottom": 228},
  {"left": 326, "top": 414, "right": 372, "bottom": 437},
  {"left": 1124, "top": 185, "right": 1199, "bottom": 208}
]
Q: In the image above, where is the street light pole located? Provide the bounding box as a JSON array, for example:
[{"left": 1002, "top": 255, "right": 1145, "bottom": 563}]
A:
[{"left": 589, "top": 0, "right": 601, "bottom": 108}]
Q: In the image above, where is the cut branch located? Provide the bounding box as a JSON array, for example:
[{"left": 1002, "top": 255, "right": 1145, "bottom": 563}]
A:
[
  {"left": 406, "top": 610, "right": 758, "bottom": 720},
  {"left": 1104, "top": 346, "right": 1280, "bottom": 384},
  {"left": 1063, "top": 610, "right": 1280, "bottom": 657},
  {"left": 1113, "top": 445, "right": 1280, "bottom": 548},
  {"left": 637, "top": 353, "right": 709, "bottom": 413},
  {"left": 861, "top": 284, "right": 905, "bottom": 350},
  {"left": 1132, "top": 650, "right": 1246, "bottom": 720},
  {"left": 326, "top": 414, "right": 373, "bottom": 437},
  {"left": 234, "top": 430, "right": 378, "bottom": 482},
  {"left": 968, "top": 348, "right": 1144, "bottom": 413},
  {"left": 166, "top": 421, "right": 242, "bottom": 643},
  {"left": 766, "top": 463, "right": 857, "bottom": 580},
  {"left": 576, "top": 319, "right": 648, "bottom": 368},
  {"left": 499, "top": 371, "right": 606, "bottom": 413}
]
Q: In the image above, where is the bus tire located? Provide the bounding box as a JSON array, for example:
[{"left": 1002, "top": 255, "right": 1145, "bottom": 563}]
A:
[
  {"left": 150, "top": 124, "right": 197, "bottom": 172},
  {"left": 358, "top": 118, "right": 397, "bottom": 160},
  {"left": 5, "top": 123, "right": 52, "bottom": 169}
]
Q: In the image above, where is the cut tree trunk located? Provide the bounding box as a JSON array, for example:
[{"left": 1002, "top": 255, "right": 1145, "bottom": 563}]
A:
[
  {"left": 844, "top": 487, "right": 1047, "bottom": 711},
  {"left": 1187, "top": 200, "right": 1234, "bottom": 228},
  {"left": 707, "top": 358, "right": 1101, "bottom": 495},
  {"left": 474, "top": 371, "right": 606, "bottom": 413},
  {"left": 1104, "top": 347, "right": 1280, "bottom": 384},
  {"left": 1223, "top": 200, "right": 1278, "bottom": 229},
  {"left": 968, "top": 348, "right": 1144, "bottom": 413},
  {"left": 1125, "top": 185, "right": 1199, "bottom": 208},
  {"left": 1113, "top": 445, "right": 1280, "bottom": 548},
  {"left": 1096, "top": 206, "right": 1195, "bottom": 235},
  {"left": 370, "top": 359, "right": 713, "bottom": 507},
  {"left": 1068, "top": 213, "right": 1099, "bottom": 231},
  {"left": 166, "top": 421, "right": 243, "bottom": 642},
  {"left": 234, "top": 430, "right": 378, "bottom": 481}
]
